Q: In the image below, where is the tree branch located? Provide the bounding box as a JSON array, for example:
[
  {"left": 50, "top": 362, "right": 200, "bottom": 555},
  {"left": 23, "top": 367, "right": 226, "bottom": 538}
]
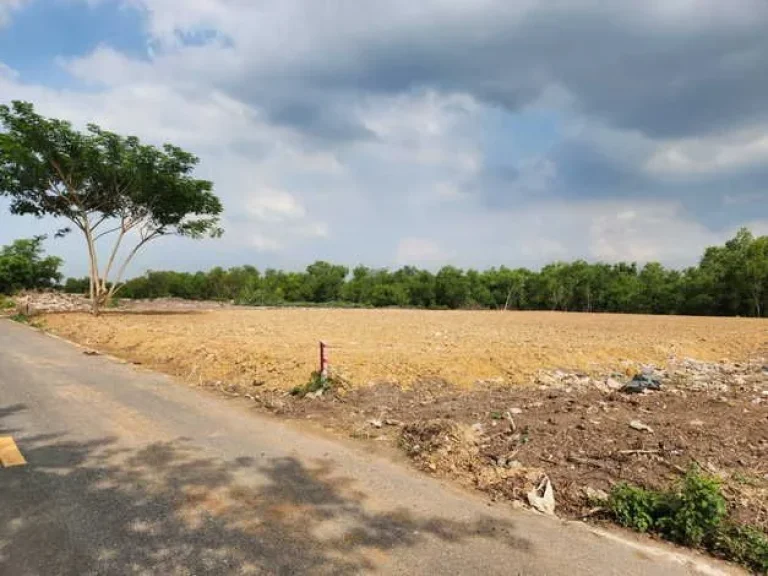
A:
[{"left": 106, "top": 229, "right": 164, "bottom": 300}]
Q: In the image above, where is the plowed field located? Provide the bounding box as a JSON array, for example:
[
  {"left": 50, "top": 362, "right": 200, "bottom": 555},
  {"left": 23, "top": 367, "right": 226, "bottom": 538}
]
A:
[{"left": 41, "top": 309, "right": 768, "bottom": 390}]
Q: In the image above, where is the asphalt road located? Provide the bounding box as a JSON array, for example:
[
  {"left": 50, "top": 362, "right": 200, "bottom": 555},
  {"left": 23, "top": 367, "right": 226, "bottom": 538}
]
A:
[{"left": 0, "top": 319, "right": 739, "bottom": 575}]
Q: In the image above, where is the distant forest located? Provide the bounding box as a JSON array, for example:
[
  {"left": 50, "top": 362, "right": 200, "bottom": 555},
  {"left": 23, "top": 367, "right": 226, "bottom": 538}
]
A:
[{"left": 56, "top": 228, "right": 768, "bottom": 317}]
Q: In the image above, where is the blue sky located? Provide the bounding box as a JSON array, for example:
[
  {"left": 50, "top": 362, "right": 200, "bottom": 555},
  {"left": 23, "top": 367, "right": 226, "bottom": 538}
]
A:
[{"left": 1, "top": 0, "right": 768, "bottom": 277}]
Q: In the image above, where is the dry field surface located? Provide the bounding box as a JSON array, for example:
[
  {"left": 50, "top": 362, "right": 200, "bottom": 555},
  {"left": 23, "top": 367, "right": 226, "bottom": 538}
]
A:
[{"left": 42, "top": 309, "right": 767, "bottom": 390}]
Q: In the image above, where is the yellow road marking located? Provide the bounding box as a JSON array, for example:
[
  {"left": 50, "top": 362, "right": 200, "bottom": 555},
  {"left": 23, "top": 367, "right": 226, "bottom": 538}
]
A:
[{"left": 0, "top": 436, "right": 26, "bottom": 467}]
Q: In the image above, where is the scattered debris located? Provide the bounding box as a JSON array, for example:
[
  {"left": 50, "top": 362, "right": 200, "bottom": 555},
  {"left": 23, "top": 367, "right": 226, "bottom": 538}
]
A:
[
  {"left": 605, "top": 377, "right": 624, "bottom": 390},
  {"left": 527, "top": 475, "right": 556, "bottom": 515},
  {"left": 620, "top": 373, "right": 662, "bottom": 394},
  {"left": 368, "top": 419, "right": 383, "bottom": 428},
  {"left": 15, "top": 291, "right": 91, "bottom": 314},
  {"left": 83, "top": 350, "right": 100, "bottom": 356},
  {"left": 584, "top": 486, "right": 609, "bottom": 503},
  {"left": 689, "top": 419, "right": 705, "bottom": 427},
  {"left": 629, "top": 420, "right": 654, "bottom": 433}
]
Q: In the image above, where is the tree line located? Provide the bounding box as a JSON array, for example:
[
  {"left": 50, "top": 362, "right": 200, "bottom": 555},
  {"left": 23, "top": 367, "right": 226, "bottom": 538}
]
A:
[{"left": 61, "top": 228, "right": 768, "bottom": 317}]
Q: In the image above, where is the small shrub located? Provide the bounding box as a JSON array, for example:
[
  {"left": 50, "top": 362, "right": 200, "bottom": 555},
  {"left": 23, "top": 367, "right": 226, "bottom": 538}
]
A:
[
  {"left": 609, "top": 483, "right": 664, "bottom": 533},
  {"left": 291, "top": 371, "right": 339, "bottom": 398},
  {"left": 658, "top": 466, "right": 726, "bottom": 546},
  {"left": 0, "top": 296, "right": 16, "bottom": 310},
  {"left": 10, "top": 312, "right": 30, "bottom": 324}
]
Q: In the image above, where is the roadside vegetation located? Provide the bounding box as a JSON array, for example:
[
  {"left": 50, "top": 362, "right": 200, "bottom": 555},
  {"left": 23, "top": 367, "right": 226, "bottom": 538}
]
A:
[{"left": 608, "top": 468, "right": 768, "bottom": 573}]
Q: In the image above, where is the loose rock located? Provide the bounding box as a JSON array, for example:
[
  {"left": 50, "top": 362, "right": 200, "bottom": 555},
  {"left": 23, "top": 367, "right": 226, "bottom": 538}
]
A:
[
  {"left": 584, "top": 486, "right": 609, "bottom": 503},
  {"left": 629, "top": 420, "right": 654, "bottom": 433}
]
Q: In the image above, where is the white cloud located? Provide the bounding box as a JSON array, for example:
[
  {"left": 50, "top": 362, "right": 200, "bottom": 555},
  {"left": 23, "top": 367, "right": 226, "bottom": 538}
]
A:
[
  {"left": 249, "top": 233, "right": 281, "bottom": 252},
  {"left": 645, "top": 126, "right": 768, "bottom": 177},
  {"left": 396, "top": 238, "right": 449, "bottom": 265},
  {"left": 587, "top": 202, "right": 718, "bottom": 263},
  {"left": 0, "top": 61, "right": 19, "bottom": 79},
  {"left": 246, "top": 190, "right": 306, "bottom": 223},
  {"left": 0, "top": 0, "right": 26, "bottom": 28}
]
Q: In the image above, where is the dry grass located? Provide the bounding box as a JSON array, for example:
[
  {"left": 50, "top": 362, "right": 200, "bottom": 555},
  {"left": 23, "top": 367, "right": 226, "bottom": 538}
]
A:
[{"left": 42, "top": 309, "right": 768, "bottom": 390}]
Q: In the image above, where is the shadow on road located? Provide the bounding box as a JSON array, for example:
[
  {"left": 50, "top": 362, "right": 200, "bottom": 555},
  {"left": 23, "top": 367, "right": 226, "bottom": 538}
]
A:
[{"left": 0, "top": 404, "right": 529, "bottom": 574}]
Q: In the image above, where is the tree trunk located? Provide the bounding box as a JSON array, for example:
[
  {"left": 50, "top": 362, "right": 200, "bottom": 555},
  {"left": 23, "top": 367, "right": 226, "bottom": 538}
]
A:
[
  {"left": 503, "top": 287, "right": 513, "bottom": 312},
  {"left": 91, "top": 293, "right": 101, "bottom": 316}
]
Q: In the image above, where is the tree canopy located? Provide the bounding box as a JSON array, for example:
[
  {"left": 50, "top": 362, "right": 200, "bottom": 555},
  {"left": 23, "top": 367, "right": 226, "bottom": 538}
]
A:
[{"left": 0, "top": 101, "right": 222, "bottom": 313}]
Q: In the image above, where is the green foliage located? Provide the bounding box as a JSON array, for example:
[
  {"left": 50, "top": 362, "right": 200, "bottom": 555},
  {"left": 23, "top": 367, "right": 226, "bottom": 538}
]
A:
[
  {"left": 63, "top": 277, "right": 90, "bottom": 294},
  {"left": 0, "top": 296, "right": 16, "bottom": 310},
  {"left": 10, "top": 312, "right": 30, "bottom": 324},
  {"left": 290, "top": 371, "right": 339, "bottom": 398},
  {"left": 708, "top": 524, "right": 768, "bottom": 574},
  {"left": 658, "top": 466, "right": 726, "bottom": 546},
  {"left": 435, "top": 266, "right": 470, "bottom": 309},
  {"left": 608, "top": 483, "right": 664, "bottom": 533},
  {"left": 0, "top": 101, "right": 222, "bottom": 313},
  {"left": 0, "top": 236, "right": 62, "bottom": 294},
  {"left": 608, "top": 467, "right": 765, "bottom": 572}
]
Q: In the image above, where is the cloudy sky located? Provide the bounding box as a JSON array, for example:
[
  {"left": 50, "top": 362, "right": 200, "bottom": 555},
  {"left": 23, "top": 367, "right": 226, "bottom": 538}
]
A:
[{"left": 1, "top": 0, "right": 768, "bottom": 276}]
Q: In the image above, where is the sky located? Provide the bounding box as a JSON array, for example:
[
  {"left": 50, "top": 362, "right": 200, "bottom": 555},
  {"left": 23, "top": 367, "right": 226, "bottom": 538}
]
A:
[{"left": 1, "top": 0, "right": 768, "bottom": 277}]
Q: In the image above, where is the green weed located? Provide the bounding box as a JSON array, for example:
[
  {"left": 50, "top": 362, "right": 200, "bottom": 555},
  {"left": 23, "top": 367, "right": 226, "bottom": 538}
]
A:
[{"left": 607, "top": 466, "right": 766, "bottom": 572}]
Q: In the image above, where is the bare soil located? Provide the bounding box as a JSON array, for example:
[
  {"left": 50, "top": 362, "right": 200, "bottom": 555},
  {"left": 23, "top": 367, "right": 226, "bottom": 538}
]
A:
[
  {"left": 248, "top": 364, "right": 768, "bottom": 532},
  {"left": 42, "top": 309, "right": 768, "bottom": 389}
]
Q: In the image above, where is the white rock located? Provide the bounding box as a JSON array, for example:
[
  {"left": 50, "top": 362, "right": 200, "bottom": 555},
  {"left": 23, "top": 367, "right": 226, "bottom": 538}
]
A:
[{"left": 629, "top": 420, "right": 654, "bottom": 433}]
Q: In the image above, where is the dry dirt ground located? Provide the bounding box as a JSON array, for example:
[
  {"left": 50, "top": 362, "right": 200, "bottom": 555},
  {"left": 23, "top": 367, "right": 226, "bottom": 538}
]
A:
[
  {"left": 40, "top": 309, "right": 768, "bottom": 534},
  {"left": 42, "top": 309, "right": 767, "bottom": 389}
]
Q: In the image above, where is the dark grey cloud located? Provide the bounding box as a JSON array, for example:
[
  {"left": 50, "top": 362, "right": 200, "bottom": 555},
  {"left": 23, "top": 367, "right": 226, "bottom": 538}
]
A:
[
  {"left": 218, "top": 4, "right": 768, "bottom": 143},
  {"left": 266, "top": 100, "right": 374, "bottom": 143}
]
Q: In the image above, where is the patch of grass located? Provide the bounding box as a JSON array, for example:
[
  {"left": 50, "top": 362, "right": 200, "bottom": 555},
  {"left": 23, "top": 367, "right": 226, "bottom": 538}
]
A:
[
  {"left": 10, "top": 313, "right": 30, "bottom": 324},
  {"left": 290, "top": 371, "right": 340, "bottom": 398},
  {"left": 607, "top": 466, "right": 767, "bottom": 573},
  {"left": 732, "top": 471, "right": 763, "bottom": 487},
  {"left": 708, "top": 524, "right": 768, "bottom": 574},
  {"left": 0, "top": 296, "right": 16, "bottom": 310}
]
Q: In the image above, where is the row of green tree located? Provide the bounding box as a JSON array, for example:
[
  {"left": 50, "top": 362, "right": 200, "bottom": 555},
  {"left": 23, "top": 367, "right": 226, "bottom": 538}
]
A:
[{"left": 61, "top": 228, "right": 768, "bottom": 317}]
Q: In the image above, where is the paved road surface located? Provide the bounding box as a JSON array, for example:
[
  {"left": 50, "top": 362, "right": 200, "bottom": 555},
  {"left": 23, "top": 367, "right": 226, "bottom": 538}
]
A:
[{"left": 0, "top": 320, "right": 739, "bottom": 575}]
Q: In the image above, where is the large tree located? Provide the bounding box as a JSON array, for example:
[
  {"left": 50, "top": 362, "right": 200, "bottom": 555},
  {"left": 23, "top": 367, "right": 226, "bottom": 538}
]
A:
[{"left": 0, "top": 101, "right": 222, "bottom": 314}]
